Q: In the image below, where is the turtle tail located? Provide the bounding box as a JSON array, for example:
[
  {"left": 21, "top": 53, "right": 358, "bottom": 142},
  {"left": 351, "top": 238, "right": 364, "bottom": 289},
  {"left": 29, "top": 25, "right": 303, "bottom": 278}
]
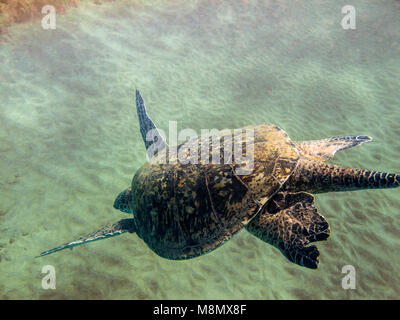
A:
[
  {"left": 287, "top": 160, "right": 400, "bottom": 193},
  {"left": 36, "top": 218, "right": 136, "bottom": 258}
]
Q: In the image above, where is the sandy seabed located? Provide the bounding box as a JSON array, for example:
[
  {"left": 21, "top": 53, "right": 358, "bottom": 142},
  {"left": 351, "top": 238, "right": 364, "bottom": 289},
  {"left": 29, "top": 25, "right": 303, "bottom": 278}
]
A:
[{"left": 0, "top": 0, "right": 399, "bottom": 299}]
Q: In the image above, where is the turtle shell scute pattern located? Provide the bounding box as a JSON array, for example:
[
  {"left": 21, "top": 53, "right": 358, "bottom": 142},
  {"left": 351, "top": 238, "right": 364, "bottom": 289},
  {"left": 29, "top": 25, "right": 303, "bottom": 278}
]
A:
[{"left": 131, "top": 124, "right": 300, "bottom": 259}]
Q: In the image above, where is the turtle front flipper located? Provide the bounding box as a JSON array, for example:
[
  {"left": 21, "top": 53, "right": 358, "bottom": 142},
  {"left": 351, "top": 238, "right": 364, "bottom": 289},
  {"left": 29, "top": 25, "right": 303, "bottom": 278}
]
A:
[
  {"left": 245, "top": 192, "right": 330, "bottom": 269},
  {"left": 136, "top": 89, "right": 167, "bottom": 157},
  {"left": 295, "top": 135, "right": 372, "bottom": 161},
  {"left": 36, "top": 218, "right": 136, "bottom": 258}
]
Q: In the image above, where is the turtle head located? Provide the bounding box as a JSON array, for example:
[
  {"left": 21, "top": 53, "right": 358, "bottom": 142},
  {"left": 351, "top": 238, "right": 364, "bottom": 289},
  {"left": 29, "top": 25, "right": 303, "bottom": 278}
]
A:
[{"left": 113, "top": 187, "right": 133, "bottom": 214}]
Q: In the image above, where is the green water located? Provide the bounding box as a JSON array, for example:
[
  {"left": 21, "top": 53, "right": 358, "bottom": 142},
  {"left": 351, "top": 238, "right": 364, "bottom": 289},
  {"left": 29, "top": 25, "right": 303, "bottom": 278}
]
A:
[{"left": 0, "top": 0, "right": 399, "bottom": 299}]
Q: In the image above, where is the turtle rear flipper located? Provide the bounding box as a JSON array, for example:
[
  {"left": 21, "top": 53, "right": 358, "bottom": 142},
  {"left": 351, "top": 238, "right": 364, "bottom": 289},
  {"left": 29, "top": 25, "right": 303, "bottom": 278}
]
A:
[
  {"left": 245, "top": 192, "right": 330, "bottom": 269},
  {"left": 36, "top": 218, "right": 136, "bottom": 258},
  {"left": 295, "top": 135, "right": 372, "bottom": 161}
]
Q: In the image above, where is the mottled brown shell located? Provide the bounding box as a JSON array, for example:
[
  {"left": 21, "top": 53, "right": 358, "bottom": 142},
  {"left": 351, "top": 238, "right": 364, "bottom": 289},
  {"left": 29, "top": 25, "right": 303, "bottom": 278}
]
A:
[{"left": 131, "top": 124, "right": 300, "bottom": 259}]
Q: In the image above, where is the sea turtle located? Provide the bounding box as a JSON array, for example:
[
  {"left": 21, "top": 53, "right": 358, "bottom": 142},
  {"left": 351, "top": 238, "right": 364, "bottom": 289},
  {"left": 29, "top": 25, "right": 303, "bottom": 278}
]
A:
[{"left": 37, "top": 90, "right": 400, "bottom": 269}]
